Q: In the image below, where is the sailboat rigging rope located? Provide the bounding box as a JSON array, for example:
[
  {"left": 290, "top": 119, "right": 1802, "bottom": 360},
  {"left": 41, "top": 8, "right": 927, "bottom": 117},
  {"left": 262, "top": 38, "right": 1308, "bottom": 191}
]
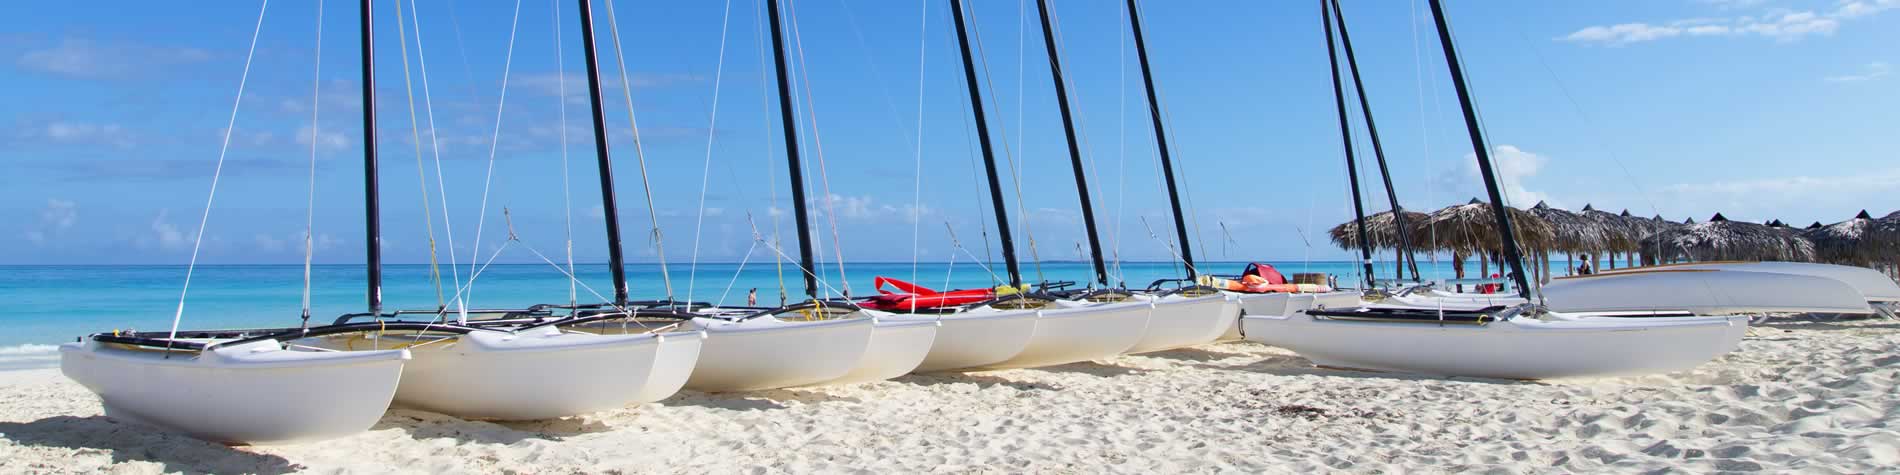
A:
[
  {"left": 687, "top": 0, "right": 737, "bottom": 307},
  {"left": 406, "top": 0, "right": 468, "bottom": 321},
  {"left": 300, "top": 0, "right": 323, "bottom": 329},
  {"left": 166, "top": 0, "right": 271, "bottom": 352},
  {"left": 717, "top": 240, "right": 759, "bottom": 305},
  {"left": 784, "top": 0, "right": 853, "bottom": 297},
  {"left": 1110, "top": 0, "right": 1130, "bottom": 286},
  {"left": 944, "top": 222, "right": 1006, "bottom": 284},
  {"left": 553, "top": 0, "right": 576, "bottom": 308},
  {"left": 466, "top": 0, "right": 525, "bottom": 312},
  {"left": 1408, "top": 0, "right": 1444, "bottom": 280},
  {"left": 744, "top": 213, "right": 850, "bottom": 299},
  {"left": 391, "top": 0, "right": 448, "bottom": 312},
  {"left": 965, "top": 0, "right": 1046, "bottom": 285},
  {"left": 1047, "top": 0, "right": 1114, "bottom": 288},
  {"left": 601, "top": 0, "right": 676, "bottom": 300},
  {"left": 1154, "top": 85, "right": 1210, "bottom": 267},
  {"left": 1138, "top": 216, "right": 1197, "bottom": 278},
  {"left": 908, "top": 0, "right": 930, "bottom": 289},
  {"left": 749, "top": 0, "right": 789, "bottom": 306}
]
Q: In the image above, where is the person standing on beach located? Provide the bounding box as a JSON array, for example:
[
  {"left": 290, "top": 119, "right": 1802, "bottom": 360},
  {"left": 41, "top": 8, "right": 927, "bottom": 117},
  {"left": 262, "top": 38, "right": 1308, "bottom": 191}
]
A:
[
  {"left": 1576, "top": 255, "right": 1595, "bottom": 275},
  {"left": 747, "top": 288, "right": 757, "bottom": 306}
]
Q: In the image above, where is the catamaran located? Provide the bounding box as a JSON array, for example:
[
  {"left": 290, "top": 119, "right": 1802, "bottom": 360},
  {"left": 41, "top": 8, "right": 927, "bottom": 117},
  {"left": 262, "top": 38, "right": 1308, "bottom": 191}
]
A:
[
  {"left": 62, "top": 0, "right": 705, "bottom": 443},
  {"left": 1242, "top": 0, "right": 1747, "bottom": 380}
]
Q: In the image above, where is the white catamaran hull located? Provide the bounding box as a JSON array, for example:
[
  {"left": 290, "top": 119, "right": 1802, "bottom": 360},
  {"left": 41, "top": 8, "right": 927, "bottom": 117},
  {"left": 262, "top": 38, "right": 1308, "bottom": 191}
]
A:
[
  {"left": 1601, "top": 261, "right": 1900, "bottom": 303},
  {"left": 1545, "top": 269, "right": 1873, "bottom": 315},
  {"left": 634, "top": 330, "right": 706, "bottom": 403},
  {"left": 683, "top": 316, "right": 875, "bottom": 392},
  {"left": 1222, "top": 292, "right": 1287, "bottom": 340},
  {"left": 377, "top": 330, "right": 672, "bottom": 421},
  {"left": 1223, "top": 291, "right": 1362, "bottom": 340},
  {"left": 985, "top": 301, "right": 1151, "bottom": 369},
  {"left": 1126, "top": 294, "right": 1238, "bottom": 354},
  {"left": 60, "top": 340, "right": 409, "bottom": 444},
  {"left": 1242, "top": 310, "right": 1747, "bottom": 380},
  {"left": 909, "top": 308, "right": 1039, "bottom": 373},
  {"left": 809, "top": 314, "right": 939, "bottom": 385}
]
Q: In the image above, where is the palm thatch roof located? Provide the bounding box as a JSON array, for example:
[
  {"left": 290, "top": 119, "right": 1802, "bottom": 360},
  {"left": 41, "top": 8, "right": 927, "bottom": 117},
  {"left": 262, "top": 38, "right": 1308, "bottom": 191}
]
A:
[
  {"left": 1329, "top": 209, "right": 1429, "bottom": 251},
  {"left": 1418, "top": 198, "right": 1555, "bottom": 254},
  {"left": 1526, "top": 201, "right": 1607, "bottom": 253},
  {"left": 1806, "top": 221, "right": 1824, "bottom": 230},
  {"left": 1684, "top": 217, "right": 1697, "bottom": 225},
  {"left": 1625, "top": 210, "right": 1678, "bottom": 240},
  {"left": 1804, "top": 210, "right": 1883, "bottom": 265},
  {"left": 1641, "top": 213, "right": 1816, "bottom": 262},
  {"left": 1578, "top": 204, "right": 1642, "bottom": 252}
]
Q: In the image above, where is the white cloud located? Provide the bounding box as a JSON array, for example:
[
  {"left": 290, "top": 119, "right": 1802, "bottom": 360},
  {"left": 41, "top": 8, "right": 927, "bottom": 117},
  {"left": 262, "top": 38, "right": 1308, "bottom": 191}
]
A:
[
  {"left": 1559, "top": 2, "right": 1894, "bottom": 45},
  {"left": 1825, "top": 61, "right": 1891, "bottom": 82},
  {"left": 23, "top": 199, "right": 77, "bottom": 246},
  {"left": 149, "top": 210, "right": 189, "bottom": 251},
  {"left": 18, "top": 121, "right": 135, "bottom": 148},
  {"left": 15, "top": 38, "right": 212, "bottom": 79},
  {"left": 1464, "top": 145, "right": 1550, "bottom": 207},
  {"left": 294, "top": 123, "right": 350, "bottom": 150},
  {"left": 255, "top": 233, "right": 287, "bottom": 253}
]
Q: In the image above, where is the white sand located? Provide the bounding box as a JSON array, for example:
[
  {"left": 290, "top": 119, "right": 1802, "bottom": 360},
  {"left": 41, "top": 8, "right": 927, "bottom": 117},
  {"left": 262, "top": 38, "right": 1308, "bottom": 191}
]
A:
[{"left": 3, "top": 318, "right": 1896, "bottom": 473}]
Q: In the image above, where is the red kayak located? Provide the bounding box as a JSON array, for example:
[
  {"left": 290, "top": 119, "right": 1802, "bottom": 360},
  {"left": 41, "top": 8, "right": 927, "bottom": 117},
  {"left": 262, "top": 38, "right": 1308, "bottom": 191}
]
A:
[{"left": 860, "top": 276, "right": 997, "bottom": 311}]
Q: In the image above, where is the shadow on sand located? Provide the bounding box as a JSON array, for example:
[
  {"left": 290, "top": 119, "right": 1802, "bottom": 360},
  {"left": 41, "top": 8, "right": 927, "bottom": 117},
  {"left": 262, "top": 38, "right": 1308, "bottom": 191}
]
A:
[
  {"left": 379, "top": 408, "right": 617, "bottom": 445},
  {"left": 660, "top": 388, "right": 862, "bottom": 411},
  {"left": 0, "top": 416, "right": 302, "bottom": 474},
  {"left": 1129, "top": 346, "right": 1252, "bottom": 362},
  {"left": 894, "top": 371, "right": 1060, "bottom": 391},
  {"left": 1203, "top": 354, "right": 1538, "bottom": 385}
]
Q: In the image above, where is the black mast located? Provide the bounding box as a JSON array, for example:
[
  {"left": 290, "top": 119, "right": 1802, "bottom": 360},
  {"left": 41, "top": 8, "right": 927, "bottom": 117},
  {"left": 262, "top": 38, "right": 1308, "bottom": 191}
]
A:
[
  {"left": 765, "top": 0, "right": 820, "bottom": 298},
  {"left": 1427, "top": 0, "right": 1530, "bottom": 299},
  {"left": 950, "top": 0, "right": 1023, "bottom": 288},
  {"left": 1329, "top": 0, "right": 1418, "bottom": 282},
  {"left": 359, "top": 0, "right": 383, "bottom": 314},
  {"left": 1321, "top": 0, "right": 1376, "bottom": 290},
  {"left": 1034, "top": 0, "right": 1107, "bottom": 288},
  {"left": 1125, "top": 0, "right": 1197, "bottom": 279},
  {"left": 576, "top": 0, "right": 631, "bottom": 307}
]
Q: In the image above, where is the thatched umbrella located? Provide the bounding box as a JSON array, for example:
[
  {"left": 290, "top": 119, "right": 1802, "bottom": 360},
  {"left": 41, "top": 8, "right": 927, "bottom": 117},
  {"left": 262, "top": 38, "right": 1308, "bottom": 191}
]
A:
[
  {"left": 1329, "top": 210, "right": 1429, "bottom": 251},
  {"left": 1526, "top": 201, "right": 1606, "bottom": 282},
  {"left": 1578, "top": 204, "right": 1641, "bottom": 269},
  {"left": 1422, "top": 199, "right": 1555, "bottom": 254},
  {"left": 1641, "top": 213, "right": 1816, "bottom": 263},
  {"left": 1804, "top": 210, "right": 1882, "bottom": 265},
  {"left": 1684, "top": 217, "right": 1697, "bottom": 225},
  {"left": 1526, "top": 201, "right": 1607, "bottom": 253},
  {"left": 1805, "top": 221, "right": 1824, "bottom": 231},
  {"left": 1421, "top": 199, "right": 1554, "bottom": 285}
]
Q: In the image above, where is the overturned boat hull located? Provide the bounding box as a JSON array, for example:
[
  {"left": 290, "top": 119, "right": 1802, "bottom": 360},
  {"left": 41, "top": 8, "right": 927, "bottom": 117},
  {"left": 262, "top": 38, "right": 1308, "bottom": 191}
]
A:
[
  {"left": 683, "top": 316, "right": 875, "bottom": 392},
  {"left": 1545, "top": 268, "right": 1873, "bottom": 315},
  {"left": 60, "top": 339, "right": 408, "bottom": 444},
  {"left": 1242, "top": 308, "right": 1747, "bottom": 380},
  {"left": 985, "top": 300, "right": 1150, "bottom": 369},
  {"left": 1601, "top": 261, "right": 1900, "bottom": 303},
  {"left": 1126, "top": 293, "right": 1238, "bottom": 354}
]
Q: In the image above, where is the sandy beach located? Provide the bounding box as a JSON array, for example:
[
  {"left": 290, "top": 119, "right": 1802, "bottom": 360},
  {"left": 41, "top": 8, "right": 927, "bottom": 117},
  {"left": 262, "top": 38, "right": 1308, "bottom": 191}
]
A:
[{"left": 2, "top": 317, "right": 1895, "bottom": 474}]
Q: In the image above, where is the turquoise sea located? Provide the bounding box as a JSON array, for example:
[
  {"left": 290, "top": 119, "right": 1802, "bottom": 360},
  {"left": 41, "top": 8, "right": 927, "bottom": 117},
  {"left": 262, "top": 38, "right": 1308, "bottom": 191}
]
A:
[{"left": 0, "top": 259, "right": 1494, "bottom": 369}]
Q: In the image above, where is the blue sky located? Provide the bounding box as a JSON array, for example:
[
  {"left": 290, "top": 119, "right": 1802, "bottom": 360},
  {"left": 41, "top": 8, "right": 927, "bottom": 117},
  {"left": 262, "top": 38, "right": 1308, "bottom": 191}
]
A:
[{"left": 2, "top": 0, "right": 1896, "bottom": 266}]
